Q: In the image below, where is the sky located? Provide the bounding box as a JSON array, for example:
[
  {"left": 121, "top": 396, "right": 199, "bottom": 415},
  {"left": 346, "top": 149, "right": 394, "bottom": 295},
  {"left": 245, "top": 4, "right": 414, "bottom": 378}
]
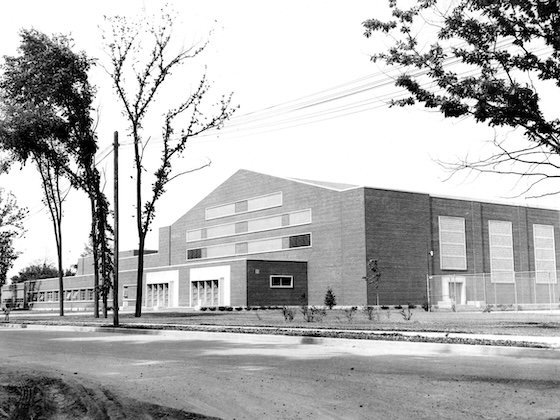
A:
[{"left": 1, "top": 0, "right": 557, "bottom": 278}]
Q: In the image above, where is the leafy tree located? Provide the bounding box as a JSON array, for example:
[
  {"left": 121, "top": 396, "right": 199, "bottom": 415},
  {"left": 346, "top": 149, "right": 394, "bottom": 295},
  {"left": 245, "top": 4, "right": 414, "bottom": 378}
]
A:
[
  {"left": 0, "top": 30, "right": 113, "bottom": 317},
  {"left": 103, "top": 8, "right": 235, "bottom": 317},
  {"left": 363, "top": 1, "right": 560, "bottom": 197},
  {"left": 324, "top": 287, "right": 337, "bottom": 309},
  {"left": 0, "top": 188, "right": 26, "bottom": 289},
  {"left": 9, "top": 261, "right": 74, "bottom": 283},
  {"left": 362, "top": 259, "right": 382, "bottom": 306}
]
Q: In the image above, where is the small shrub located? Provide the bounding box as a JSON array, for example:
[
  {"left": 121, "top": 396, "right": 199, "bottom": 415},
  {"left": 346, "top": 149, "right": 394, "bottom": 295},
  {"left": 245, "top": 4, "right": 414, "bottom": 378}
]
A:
[
  {"left": 482, "top": 304, "right": 492, "bottom": 313},
  {"left": 218, "top": 306, "right": 226, "bottom": 311},
  {"left": 209, "top": 307, "right": 217, "bottom": 311},
  {"left": 344, "top": 306, "right": 357, "bottom": 322},
  {"left": 282, "top": 306, "right": 295, "bottom": 322},
  {"left": 380, "top": 305, "right": 390, "bottom": 310},
  {"left": 226, "top": 306, "right": 233, "bottom": 311},
  {"left": 407, "top": 303, "right": 417, "bottom": 309},
  {"left": 251, "top": 307, "right": 259, "bottom": 311},
  {"left": 244, "top": 306, "right": 252, "bottom": 311},
  {"left": 259, "top": 305, "right": 267, "bottom": 310},
  {"left": 421, "top": 301, "right": 430, "bottom": 312},
  {"left": 235, "top": 307, "right": 243, "bottom": 311},
  {"left": 200, "top": 307, "right": 208, "bottom": 311},
  {"left": 363, "top": 305, "right": 379, "bottom": 322},
  {"left": 385, "top": 308, "right": 391, "bottom": 319},
  {"left": 394, "top": 304, "right": 403, "bottom": 310},
  {"left": 324, "top": 287, "right": 337, "bottom": 309},
  {"left": 300, "top": 306, "right": 326, "bottom": 322},
  {"left": 399, "top": 307, "right": 413, "bottom": 321}
]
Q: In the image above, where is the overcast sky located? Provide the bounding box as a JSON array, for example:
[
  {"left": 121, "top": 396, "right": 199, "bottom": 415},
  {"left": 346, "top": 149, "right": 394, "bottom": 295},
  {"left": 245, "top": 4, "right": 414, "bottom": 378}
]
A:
[{"left": 1, "top": 0, "right": 556, "bottom": 278}]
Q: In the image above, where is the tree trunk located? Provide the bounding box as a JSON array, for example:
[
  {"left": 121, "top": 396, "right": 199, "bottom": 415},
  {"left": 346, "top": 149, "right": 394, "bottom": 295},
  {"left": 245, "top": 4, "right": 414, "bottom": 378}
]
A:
[
  {"left": 134, "top": 131, "right": 144, "bottom": 318},
  {"left": 134, "top": 234, "right": 145, "bottom": 317},
  {"left": 90, "top": 197, "right": 100, "bottom": 318}
]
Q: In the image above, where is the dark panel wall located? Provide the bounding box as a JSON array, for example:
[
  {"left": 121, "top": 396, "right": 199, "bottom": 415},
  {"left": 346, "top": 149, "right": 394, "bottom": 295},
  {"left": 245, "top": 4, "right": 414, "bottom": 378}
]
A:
[
  {"left": 364, "top": 189, "right": 431, "bottom": 305},
  {"left": 247, "top": 260, "right": 307, "bottom": 306}
]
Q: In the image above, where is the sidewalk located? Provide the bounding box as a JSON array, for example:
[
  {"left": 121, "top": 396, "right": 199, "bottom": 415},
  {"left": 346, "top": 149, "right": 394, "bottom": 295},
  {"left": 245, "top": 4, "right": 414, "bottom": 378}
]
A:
[{"left": 2, "top": 319, "right": 559, "bottom": 349}]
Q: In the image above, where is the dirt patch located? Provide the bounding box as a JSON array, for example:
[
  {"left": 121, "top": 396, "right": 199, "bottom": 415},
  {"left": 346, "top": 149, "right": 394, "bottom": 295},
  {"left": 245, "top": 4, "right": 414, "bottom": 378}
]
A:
[{"left": 0, "top": 367, "right": 218, "bottom": 420}]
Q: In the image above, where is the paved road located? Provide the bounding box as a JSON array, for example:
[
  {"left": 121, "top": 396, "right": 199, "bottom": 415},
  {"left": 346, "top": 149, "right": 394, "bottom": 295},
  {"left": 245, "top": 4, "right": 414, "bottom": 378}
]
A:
[{"left": 0, "top": 327, "right": 559, "bottom": 419}]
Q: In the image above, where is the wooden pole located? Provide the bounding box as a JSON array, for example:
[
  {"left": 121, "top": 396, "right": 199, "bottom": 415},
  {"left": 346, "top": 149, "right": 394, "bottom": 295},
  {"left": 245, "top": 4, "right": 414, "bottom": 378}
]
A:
[{"left": 113, "top": 131, "right": 119, "bottom": 326}]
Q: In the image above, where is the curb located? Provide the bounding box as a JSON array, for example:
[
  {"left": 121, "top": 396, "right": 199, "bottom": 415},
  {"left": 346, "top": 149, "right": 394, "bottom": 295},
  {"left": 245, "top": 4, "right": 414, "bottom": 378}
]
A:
[{"left": 1, "top": 321, "right": 559, "bottom": 349}]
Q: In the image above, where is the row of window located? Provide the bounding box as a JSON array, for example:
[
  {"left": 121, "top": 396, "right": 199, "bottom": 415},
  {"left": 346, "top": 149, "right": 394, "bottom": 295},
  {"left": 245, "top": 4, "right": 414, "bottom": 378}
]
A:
[
  {"left": 188, "top": 209, "right": 311, "bottom": 242},
  {"left": 187, "top": 233, "right": 311, "bottom": 260},
  {"left": 205, "top": 192, "right": 283, "bottom": 220},
  {"left": 438, "top": 216, "right": 557, "bottom": 283},
  {"left": 29, "top": 288, "right": 95, "bottom": 303}
]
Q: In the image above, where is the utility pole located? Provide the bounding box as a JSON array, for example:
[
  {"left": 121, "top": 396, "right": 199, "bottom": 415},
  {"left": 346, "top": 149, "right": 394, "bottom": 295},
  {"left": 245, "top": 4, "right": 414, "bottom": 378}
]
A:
[{"left": 113, "top": 131, "right": 119, "bottom": 326}]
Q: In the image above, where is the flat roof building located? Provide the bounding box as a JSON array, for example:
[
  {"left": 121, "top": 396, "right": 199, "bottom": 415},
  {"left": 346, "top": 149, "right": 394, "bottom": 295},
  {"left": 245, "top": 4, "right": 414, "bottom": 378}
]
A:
[{"left": 4, "top": 169, "right": 560, "bottom": 311}]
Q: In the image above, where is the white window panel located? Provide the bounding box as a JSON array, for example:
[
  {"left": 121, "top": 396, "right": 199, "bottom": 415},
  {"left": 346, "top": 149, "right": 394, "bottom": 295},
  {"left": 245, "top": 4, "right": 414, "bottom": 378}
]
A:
[
  {"left": 206, "top": 203, "right": 236, "bottom": 220},
  {"left": 289, "top": 209, "right": 311, "bottom": 225},
  {"left": 187, "top": 229, "right": 203, "bottom": 242},
  {"left": 439, "top": 216, "right": 467, "bottom": 270},
  {"left": 247, "top": 192, "right": 282, "bottom": 211},
  {"left": 206, "top": 223, "right": 236, "bottom": 239},
  {"left": 247, "top": 238, "right": 283, "bottom": 254},
  {"left": 248, "top": 215, "right": 282, "bottom": 232},
  {"left": 489, "top": 220, "right": 514, "bottom": 283},
  {"left": 206, "top": 243, "right": 236, "bottom": 258},
  {"left": 533, "top": 224, "right": 557, "bottom": 284}
]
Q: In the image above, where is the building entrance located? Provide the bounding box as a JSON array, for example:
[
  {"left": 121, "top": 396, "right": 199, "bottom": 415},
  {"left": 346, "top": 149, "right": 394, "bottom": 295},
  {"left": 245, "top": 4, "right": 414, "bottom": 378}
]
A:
[
  {"left": 191, "top": 280, "right": 220, "bottom": 306},
  {"left": 146, "top": 283, "right": 169, "bottom": 308}
]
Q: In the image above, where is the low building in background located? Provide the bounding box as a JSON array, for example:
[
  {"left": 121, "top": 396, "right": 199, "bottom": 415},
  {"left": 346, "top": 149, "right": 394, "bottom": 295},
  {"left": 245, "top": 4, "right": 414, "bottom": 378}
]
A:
[{"left": 3, "top": 169, "right": 560, "bottom": 311}]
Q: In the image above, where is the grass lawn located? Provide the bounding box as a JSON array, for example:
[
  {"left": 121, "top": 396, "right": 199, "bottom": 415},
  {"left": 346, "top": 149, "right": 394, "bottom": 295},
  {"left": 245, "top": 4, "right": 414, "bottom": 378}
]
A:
[{"left": 7, "top": 307, "right": 560, "bottom": 337}]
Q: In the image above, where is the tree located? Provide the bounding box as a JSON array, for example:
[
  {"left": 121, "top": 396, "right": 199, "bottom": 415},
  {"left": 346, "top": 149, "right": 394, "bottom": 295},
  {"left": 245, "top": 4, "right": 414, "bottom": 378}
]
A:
[
  {"left": 362, "top": 259, "right": 382, "bottom": 306},
  {"left": 324, "top": 287, "right": 337, "bottom": 309},
  {"left": 0, "top": 188, "right": 26, "bottom": 290},
  {"left": 10, "top": 261, "right": 74, "bottom": 284},
  {"left": 0, "top": 30, "right": 114, "bottom": 318},
  {"left": 363, "top": 1, "right": 560, "bottom": 197},
  {"left": 103, "top": 8, "right": 235, "bottom": 317}
]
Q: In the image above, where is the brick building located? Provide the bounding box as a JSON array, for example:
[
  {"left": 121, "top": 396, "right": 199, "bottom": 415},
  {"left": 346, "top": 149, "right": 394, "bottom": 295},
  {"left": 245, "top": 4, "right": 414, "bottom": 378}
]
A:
[{"left": 5, "top": 169, "right": 560, "bottom": 310}]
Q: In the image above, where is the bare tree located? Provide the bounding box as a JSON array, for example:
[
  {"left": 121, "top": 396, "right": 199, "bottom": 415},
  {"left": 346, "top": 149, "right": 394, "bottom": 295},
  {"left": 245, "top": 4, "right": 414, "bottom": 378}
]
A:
[{"left": 103, "top": 8, "right": 235, "bottom": 317}]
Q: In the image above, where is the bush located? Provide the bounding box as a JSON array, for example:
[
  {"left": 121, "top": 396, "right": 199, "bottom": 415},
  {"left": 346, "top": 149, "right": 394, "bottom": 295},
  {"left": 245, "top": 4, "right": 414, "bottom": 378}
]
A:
[
  {"left": 394, "top": 305, "right": 403, "bottom": 310},
  {"left": 226, "top": 306, "right": 233, "bottom": 311},
  {"left": 363, "top": 305, "right": 379, "bottom": 321},
  {"left": 300, "top": 306, "right": 327, "bottom": 322},
  {"left": 244, "top": 306, "right": 252, "bottom": 311},
  {"left": 200, "top": 307, "right": 208, "bottom": 311},
  {"left": 282, "top": 306, "right": 295, "bottom": 322},
  {"left": 218, "top": 306, "right": 226, "bottom": 311},
  {"left": 259, "top": 305, "right": 268, "bottom": 310},
  {"left": 235, "top": 306, "right": 243, "bottom": 311},
  {"left": 380, "top": 305, "right": 390, "bottom": 310},
  {"left": 344, "top": 306, "right": 357, "bottom": 322},
  {"left": 422, "top": 301, "right": 430, "bottom": 312},
  {"left": 209, "top": 307, "right": 217, "bottom": 311},
  {"left": 324, "top": 287, "right": 337, "bottom": 309},
  {"left": 399, "top": 307, "right": 413, "bottom": 321},
  {"left": 407, "top": 303, "right": 417, "bottom": 309}
]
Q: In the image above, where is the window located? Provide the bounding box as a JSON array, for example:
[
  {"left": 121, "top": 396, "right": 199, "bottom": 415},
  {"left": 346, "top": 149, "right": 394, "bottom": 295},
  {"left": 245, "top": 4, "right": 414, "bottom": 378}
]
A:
[
  {"left": 86, "top": 289, "right": 94, "bottom": 300},
  {"left": 248, "top": 238, "right": 283, "bottom": 253},
  {"left": 123, "top": 286, "right": 128, "bottom": 299},
  {"left": 489, "top": 220, "right": 514, "bottom": 283},
  {"left": 80, "top": 289, "right": 86, "bottom": 300},
  {"left": 247, "top": 192, "right": 282, "bottom": 211},
  {"left": 270, "top": 275, "right": 293, "bottom": 288},
  {"left": 289, "top": 234, "right": 311, "bottom": 248},
  {"left": 53, "top": 291, "right": 59, "bottom": 302},
  {"left": 206, "top": 203, "right": 236, "bottom": 220},
  {"left": 187, "top": 229, "right": 203, "bottom": 242},
  {"left": 289, "top": 209, "right": 311, "bottom": 225},
  {"left": 187, "top": 248, "right": 203, "bottom": 260},
  {"left": 533, "top": 224, "right": 557, "bottom": 284},
  {"left": 206, "top": 243, "right": 236, "bottom": 258},
  {"left": 438, "top": 216, "right": 467, "bottom": 270},
  {"left": 247, "top": 215, "right": 282, "bottom": 232},
  {"left": 206, "top": 223, "right": 236, "bottom": 239}
]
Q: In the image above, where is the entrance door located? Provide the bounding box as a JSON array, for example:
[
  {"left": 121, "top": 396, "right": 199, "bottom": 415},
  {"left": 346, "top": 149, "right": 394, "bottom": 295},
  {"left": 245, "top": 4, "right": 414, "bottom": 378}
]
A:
[
  {"left": 147, "top": 283, "right": 169, "bottom": 308},
  {"left": 448, "top": 282, "right": 462, "bottom": 304},
  {"left": 191, "top": 280, "right": 220, "bottom": 306}
]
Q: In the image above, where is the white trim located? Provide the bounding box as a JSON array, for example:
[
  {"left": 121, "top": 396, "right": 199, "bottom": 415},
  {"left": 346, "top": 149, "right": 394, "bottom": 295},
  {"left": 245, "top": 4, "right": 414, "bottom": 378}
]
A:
[
  {"left": 269, "top": 275, "right": 294, "bottom": 288},
  {"left": 187, "top": 208, "right": 312, "bottom": 243},
  {"left": 533, "top": 224, "right": 557, "bottom": 284},
  {"left": 205, "top": 191, "right": 283, "bottom": 220},
  {"left": 438, "top": 216, "right": 467, "bottom": 270},
  {"left": 186, "top": 232, "right": 312, "bottom": 261},
  {"left": 285, "top": 177, "right": 362, "bottom": 192},
  {"left": 488, "top": 220, "right": 515, "bottom": 283}
]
